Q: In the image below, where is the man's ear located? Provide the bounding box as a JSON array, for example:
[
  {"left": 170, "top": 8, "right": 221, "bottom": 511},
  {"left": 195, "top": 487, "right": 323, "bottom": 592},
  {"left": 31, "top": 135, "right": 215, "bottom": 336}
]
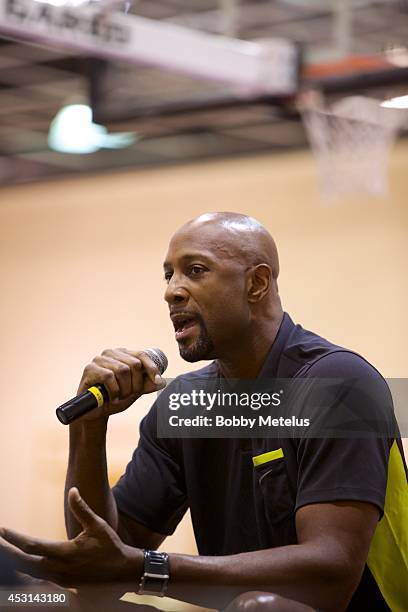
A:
[{"left": 247, "top": 264, "right": 272, "bottom": 303}]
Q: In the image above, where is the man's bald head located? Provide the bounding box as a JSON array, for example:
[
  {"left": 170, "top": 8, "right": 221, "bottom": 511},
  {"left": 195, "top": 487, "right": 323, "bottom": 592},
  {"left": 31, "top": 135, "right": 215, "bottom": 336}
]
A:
[
  {"left": 164, "top": 212, "right": 283, "bottom": 364},
  {"left": 173, "top": 212, "right": 280, "bottom": 281}
]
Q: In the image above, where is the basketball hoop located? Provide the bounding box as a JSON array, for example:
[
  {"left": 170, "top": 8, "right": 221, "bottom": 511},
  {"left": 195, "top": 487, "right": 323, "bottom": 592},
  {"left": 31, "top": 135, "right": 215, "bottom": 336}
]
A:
[{"left": 299, "top": 92, "right": 406, "bottom": 201}]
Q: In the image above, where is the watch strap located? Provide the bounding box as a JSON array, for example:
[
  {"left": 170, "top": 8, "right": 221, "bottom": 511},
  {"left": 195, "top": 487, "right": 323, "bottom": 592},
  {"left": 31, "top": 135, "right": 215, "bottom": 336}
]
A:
[{"left": 138, "top": 549, "right": 169, "bottom": 597}]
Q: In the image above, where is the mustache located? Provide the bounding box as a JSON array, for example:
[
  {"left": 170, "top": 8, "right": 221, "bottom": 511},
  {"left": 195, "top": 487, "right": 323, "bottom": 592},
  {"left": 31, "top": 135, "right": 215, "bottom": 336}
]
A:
[{"left": 169, "top": 310, "right": 206, "bottom": 326}]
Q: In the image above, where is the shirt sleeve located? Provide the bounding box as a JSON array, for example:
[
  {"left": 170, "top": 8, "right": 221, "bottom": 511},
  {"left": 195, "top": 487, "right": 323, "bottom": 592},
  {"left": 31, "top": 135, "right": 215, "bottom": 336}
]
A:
[
  {"left": 293, "top": 351, "right": 396, "bottom": 516},
  {"left": 112, "top": 400, "right": 188, "bottom": 535}
]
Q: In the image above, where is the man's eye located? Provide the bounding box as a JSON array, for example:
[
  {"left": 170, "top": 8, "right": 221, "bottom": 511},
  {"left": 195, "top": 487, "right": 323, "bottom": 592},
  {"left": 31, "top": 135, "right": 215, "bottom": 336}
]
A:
[{"left": 190, "top": 265, "right": 205, "bottom": 276}]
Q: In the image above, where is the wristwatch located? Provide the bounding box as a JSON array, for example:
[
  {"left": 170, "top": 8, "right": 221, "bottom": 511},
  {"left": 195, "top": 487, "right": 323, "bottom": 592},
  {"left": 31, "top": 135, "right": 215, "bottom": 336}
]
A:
[{"left": 138, "top": 549, "right": 170, "bottom": 597}]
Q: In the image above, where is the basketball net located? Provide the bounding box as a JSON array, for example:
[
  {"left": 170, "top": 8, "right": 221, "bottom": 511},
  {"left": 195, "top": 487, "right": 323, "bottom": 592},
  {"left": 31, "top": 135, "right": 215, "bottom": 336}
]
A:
[{"left": 299, "top": 91, "right": 405, "bottom": 201}]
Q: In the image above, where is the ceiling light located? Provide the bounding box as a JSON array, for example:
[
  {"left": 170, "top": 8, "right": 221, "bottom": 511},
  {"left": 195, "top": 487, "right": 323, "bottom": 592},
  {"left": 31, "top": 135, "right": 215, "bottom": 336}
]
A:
[
  {"left": 385, "top": 47, "right": 408, "bottom": 68},
  {"left": 380, "top": 95, "right": 408, "bottom": 110},
  {"left": 33, "top": 0, "right": 92, "bottom": 6},
  {"left": 48, "top": 104, "right": 136, "bottom": 154}
]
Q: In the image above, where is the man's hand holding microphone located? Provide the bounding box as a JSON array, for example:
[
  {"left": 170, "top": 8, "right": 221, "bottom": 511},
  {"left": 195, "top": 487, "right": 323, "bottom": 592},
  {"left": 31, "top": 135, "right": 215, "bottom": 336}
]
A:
[{"left": 56, "top": 348, "right": 168, "bottom": 424}]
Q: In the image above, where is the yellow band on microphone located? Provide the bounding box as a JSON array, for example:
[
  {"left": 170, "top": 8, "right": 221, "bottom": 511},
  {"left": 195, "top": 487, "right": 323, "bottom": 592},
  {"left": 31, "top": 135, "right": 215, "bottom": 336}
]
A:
[{"left": 88, "top": 386, "right": 105, "bottom": 408}]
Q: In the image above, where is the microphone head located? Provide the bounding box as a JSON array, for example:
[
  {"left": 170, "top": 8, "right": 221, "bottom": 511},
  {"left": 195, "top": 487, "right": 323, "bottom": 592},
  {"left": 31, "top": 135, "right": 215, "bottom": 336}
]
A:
[{"left": 143, "top": 348, "right": 168, "bottom": 375}]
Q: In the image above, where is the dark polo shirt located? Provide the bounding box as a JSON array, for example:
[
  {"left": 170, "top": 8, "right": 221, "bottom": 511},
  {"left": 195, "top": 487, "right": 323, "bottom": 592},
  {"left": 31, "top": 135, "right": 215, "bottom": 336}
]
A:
[{"left": 113, "top": 313, "right": 396, "bottom": 610}]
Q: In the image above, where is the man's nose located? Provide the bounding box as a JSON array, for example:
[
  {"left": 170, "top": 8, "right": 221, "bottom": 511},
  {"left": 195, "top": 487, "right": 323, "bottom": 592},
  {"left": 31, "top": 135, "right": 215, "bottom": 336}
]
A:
[{"left": 164, "top": 276, "right": 189, "bottom": 305}]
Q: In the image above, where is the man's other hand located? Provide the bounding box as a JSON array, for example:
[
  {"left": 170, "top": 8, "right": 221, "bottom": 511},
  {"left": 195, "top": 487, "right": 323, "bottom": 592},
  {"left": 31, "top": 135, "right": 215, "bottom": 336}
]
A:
[{"left": 0, "top": 487, "right": 142, "bottom": 588}]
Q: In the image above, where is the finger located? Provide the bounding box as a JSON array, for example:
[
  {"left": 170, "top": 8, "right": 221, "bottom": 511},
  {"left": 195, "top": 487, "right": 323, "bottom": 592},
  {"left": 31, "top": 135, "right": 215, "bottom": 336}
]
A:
[
  {"left": 94, "top": 355, "right": 133, "bottom": 399},
  {"left": 16, "top": 572, "right": 47, "bottom": 586},
  {"left": 68, "top": 488, "right": 105, "bottom": 533},
  {"left": 1, "top": 528, "right": 72, "bottom": 558},
  {"left": 79, "top": 363, "right": 121, "bottom": 401},
  {"left": 130, "top": 350, "right": 164, "bottom": 387},
  {"left": 106, "top": 349, "right": 145, "bottom": 397},
  {"left": 0, "top": 537, "right": 45, "bottom": 577},
  {"left": 1, "top": 541, "right": 68, "bottom": 586}
]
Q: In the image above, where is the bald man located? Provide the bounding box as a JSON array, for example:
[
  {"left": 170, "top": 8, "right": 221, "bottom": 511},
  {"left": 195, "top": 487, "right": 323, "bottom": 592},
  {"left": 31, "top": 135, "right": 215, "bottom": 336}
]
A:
[{"left": 1, "top": 213, "right": 400, "bottom": 611}]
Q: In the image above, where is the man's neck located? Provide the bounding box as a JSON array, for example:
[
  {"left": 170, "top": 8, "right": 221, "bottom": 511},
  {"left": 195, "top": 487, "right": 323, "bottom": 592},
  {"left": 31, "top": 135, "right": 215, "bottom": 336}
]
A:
[{"left": 217, "top": 311, "right": 284, "bottom": 379}]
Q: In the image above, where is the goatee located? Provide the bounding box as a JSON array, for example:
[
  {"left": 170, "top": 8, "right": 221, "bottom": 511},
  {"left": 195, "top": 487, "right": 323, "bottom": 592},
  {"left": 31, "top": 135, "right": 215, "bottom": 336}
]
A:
[{"left": 179, "top": 319, "right": 214, "bottom": 362}]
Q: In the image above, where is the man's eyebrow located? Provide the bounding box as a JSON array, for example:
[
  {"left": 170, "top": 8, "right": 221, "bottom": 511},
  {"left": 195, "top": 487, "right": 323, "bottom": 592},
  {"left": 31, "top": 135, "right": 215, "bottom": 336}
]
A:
[{"left": 163, "top": 253, "right": 213, "bottom": 269}]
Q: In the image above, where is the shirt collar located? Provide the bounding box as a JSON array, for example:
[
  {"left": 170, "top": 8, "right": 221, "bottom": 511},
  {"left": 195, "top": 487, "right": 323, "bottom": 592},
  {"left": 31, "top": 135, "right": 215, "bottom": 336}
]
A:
[
  {"left": 213, "top": 312, "right": 295, "bottom": 380},
  {"left": 256, "top": 312, "right": 295, "bottom": 380}
]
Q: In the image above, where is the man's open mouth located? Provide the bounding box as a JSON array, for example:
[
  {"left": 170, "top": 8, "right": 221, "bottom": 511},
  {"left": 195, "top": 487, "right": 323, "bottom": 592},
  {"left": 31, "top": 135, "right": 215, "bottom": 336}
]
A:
[{"left": 171, "top": 313, "right": 200, "bottom": 341}]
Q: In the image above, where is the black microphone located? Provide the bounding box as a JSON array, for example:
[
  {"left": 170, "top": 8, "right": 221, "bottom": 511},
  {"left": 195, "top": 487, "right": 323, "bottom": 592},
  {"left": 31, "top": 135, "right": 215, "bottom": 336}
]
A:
[{"left": 56, "top": 348, "right": 168, "bottom": 425}]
